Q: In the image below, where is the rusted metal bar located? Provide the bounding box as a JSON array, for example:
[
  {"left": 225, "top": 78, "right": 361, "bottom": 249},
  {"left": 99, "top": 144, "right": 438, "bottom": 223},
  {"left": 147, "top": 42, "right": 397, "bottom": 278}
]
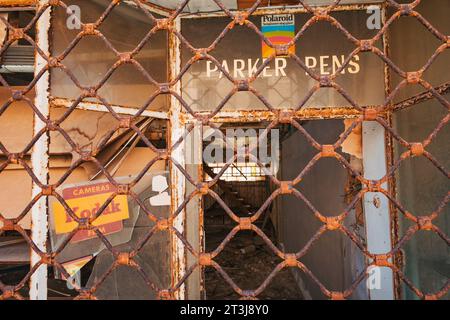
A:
[
  {"left": 29, "top": 0, "right": 50, "bottom": 300},
  {"left": 392, "top": 81, "right": 450, "bottom": 112},
  {"left": 381, "top": 3, "right": 402, "bottom": 300},
  {"left": 182, "top": 107, "right": 376, "bottom": 123},
  {"left": 0, "top": 6, "right": 35, "bottom": 11},
  {"left": 168, "top": 16, "right": 186, "bottom": 300},
  {"left": 181, "top": 1, "right": 384, "bottom": 18},
  {"left": 0, "top": 0, "right": 35, "bottom": 7},
  {"left": 50, "top": 97, "right": 169, "bottom": 119}
]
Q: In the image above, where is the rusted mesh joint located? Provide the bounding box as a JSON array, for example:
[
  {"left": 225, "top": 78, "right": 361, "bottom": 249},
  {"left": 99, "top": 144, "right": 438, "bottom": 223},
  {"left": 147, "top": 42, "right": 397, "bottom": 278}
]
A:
[
  {"left": 406, "top": 71, "right": 422, "bottom": 84},
  {"left": 315, "top": 9, "right": 329, "bottom": 19},
  {"left": 12, "top": 90, "right": 23, "bottom": 101},
  {"left": 284, "top": 254, "right": 298, "bottom": 267},
  {"left": 399, "top": 4, "right": 413, "bottom": 16},
  {"left": 373, "top": 254, "right": 391, "bottom": 268},
  {"left": 41, "top": 185, "right": 54, "bottom": 196},
  {"left": 76, "top": 291, "right": 96, "bottom": 300},
  {"left": 47, "top": 120, "right": 59, "bottom": 131},
  {"left": 77, "top": 217, "right": 91, "bottom": 230},
  {"left": 197, "top": 182, "right": 209, "bottom": 195},
  {"left": 324, "top": 216, "right": 342, "bottom": 231},
  {"left": 365, "top": 181, "right": 381, "bottom": 193},
  {"left": 117, "top": 252, "right": 133, "bottom": 266},
  {"left": 119, "top": 116, "right": 132, "bottom": 129},
  {"left": 417, "top": 216, "right": 433, "bottom": 231},
  {"left": 275, "top": 44, "right": 290, "bottom": 57},
  {"left": 8, "top": 153, "right": 21, "bottom": 164},
  {"left": 234, "top": 11, "right": 248, "bottom": 26},
  {"left": 359, "top": 39, "right": 373, "bottom": 52},
  {"left": 0, "top": 287, "right": 15, "bottom": 300},
  {"left": 119, "top": 52, "right": 133, "bottom": 64},
  {"left": 194, "top": 48, "right": 208, "bottom": 61},
  {"left": 277, "top": 110, "right": 294, "bottom": 124},
  {"left": 158, "top": 289, "right": 173, "bottom": 300},
  {"left": 1, "top": 219, "right": 16, "bottom": 231},
  {"left": 239, "top": 217, "right": 252, "bottom": 230},
  {"left": 79, "top": 151, "right": 93, "bottom": 162},
  {"left": 364, "top": 107, "right": 378, "bottom": 121},
  {"left": 410, "top": 142, "right": 424, "bottom": 156},
  {"left": 321, "top": 145, "right": 336, "bottom": 157},
  {"left": 236, "top": 80, "right": 249, "bottom": 91},
  {"left": 156, "top": 218, "right": 170, "bottom": 231},
  {"left": 241, "top": 290, "right": 256, "bottom": 299},
  {"left": 159, "top": 83, "right": 170, "bottom": 94},
  {"left": 156, "top": 18, "right": 170, "bottom": 31},
  {"left": 82, "top": 23, "right": 97, "bottom": 36},
  {"left": 41, "top": 254, "right": 55, "bottom": 265},
  {"left": 199, "top": 253, "right": 213, "bottom": 266},
  {"left": 319, "top": 76, "right": 333, "bottom": 87},
  {"left": 330, "top": 291, "right": 345, "bottom": 300},
  {"left": 158, "top": 151, "right": 169, "bottom": 160},
  {"left": 8, "top": 28, "right": 24, "bottom": 41},
  {"left": 48, "top": 57, "right": 61, "bottom": 68},
  {"left": 279, "top": 181, "right": 293, "bottom": 194},
  {"left": 83, "top": 87, "right": 97, "bottom": 98}
]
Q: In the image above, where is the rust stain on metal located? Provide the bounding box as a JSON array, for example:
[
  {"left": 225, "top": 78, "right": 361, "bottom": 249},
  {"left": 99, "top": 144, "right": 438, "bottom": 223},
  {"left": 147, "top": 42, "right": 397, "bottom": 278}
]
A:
[{"left": 0, "top": 0, "right": 35, "bottom": 6}]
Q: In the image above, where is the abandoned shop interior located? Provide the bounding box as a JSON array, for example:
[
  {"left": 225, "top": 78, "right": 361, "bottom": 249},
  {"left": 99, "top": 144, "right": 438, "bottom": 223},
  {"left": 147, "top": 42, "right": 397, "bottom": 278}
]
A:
[{"left": 0, "top": 0, "right": 448, "bottom": 300}]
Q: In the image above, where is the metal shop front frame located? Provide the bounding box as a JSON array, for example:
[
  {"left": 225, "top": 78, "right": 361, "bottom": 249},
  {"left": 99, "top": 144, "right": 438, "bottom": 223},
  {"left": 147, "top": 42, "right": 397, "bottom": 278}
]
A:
[{"left": 0, "top": 0, "right": 448, "bottom": 300}]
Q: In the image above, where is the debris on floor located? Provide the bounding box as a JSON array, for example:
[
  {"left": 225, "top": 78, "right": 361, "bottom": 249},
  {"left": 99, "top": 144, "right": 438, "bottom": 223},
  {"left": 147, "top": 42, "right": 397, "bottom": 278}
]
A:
[{"left": 205, "top": 216, "right": 304, "bottom": 300}]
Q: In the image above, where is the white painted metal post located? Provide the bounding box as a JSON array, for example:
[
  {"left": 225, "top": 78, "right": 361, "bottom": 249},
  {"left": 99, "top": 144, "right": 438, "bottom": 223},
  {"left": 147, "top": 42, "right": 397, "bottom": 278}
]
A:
[
  {"left": 30, "top": 0, "right": 51, "bottom": 300},
  {"left": 362, "top": 121, "right": 395, "bottom": 300},
  {"left": 169, "top": 16, "right": 186, "bottom": 300}
]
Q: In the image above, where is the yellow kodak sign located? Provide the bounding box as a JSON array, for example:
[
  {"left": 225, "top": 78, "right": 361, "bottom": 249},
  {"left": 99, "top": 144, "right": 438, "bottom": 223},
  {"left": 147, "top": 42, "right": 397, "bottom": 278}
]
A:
[{"left": 52, "top": 182, "right": 129, "bottom": 242}]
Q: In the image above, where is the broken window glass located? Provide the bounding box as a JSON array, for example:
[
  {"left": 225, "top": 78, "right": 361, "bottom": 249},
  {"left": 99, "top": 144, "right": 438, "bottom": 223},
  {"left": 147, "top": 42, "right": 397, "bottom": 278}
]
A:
[{"left": 50, "top": 0, "right": 169, "bottom": 111}]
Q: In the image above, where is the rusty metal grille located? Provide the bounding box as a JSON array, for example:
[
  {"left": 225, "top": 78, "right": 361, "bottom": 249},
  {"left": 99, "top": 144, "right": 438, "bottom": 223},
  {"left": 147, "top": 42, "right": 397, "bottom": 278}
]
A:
[{"left": 0, "top": 0, "right": 448, "bottom": 300}]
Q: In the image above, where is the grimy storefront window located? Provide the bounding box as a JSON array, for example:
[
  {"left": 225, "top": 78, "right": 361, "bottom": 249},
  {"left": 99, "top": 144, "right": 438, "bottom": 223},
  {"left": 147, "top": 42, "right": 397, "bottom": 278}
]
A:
[
  {"left": 0, "top": 0, "right": 448, "bottom": 301},
  {"left": 181, "top": 9, "right": 384, "bottom": 111}
]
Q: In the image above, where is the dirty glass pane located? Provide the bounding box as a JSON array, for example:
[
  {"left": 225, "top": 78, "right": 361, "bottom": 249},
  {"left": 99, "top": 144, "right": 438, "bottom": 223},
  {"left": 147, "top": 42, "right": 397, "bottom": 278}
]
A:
[
  {"left": 50, "top": 0, "right": 168, "bottom": 111},
  {"left": 278, "top": 120, "right": 368, "bottom": 299},
  {"left": 181, "top": 9, "right": 384, "bottom": 111},
  {"left": 393, "top": 98, "right": 449, "bottom": 300},
  {"left": 391, "top": 0, "right": 449, "bottom": 300},
  {"left": 389, "top": 0, "right": 449, "bottom": 104}
]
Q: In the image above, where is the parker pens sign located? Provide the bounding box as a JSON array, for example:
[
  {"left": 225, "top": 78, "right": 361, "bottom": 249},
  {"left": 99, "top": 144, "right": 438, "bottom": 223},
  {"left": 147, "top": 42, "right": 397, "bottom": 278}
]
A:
[
  {"left": 181, "top": 10, "right": 385, "bottom": 111},
  {"left": 52, "top": 182, "right": 129, "bottom": 243}
]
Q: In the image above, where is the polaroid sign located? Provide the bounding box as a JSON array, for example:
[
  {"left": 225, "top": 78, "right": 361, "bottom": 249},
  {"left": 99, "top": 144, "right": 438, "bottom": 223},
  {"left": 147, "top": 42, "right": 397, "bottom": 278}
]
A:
[{"left": 261, "top": 14, "right": 295, "bottom": 58}]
